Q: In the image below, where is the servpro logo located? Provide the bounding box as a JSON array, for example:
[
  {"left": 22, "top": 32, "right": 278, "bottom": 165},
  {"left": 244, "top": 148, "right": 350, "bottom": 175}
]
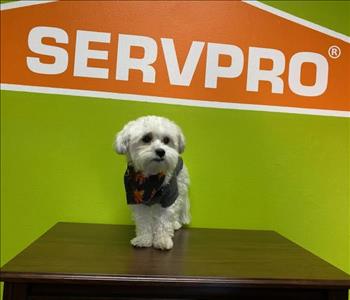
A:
[
  {"left": 1, "top": 1, "right": 349, "bottom": 116},
  {"left": 28, "top": 27, "right": 329, "bottom": 97}
]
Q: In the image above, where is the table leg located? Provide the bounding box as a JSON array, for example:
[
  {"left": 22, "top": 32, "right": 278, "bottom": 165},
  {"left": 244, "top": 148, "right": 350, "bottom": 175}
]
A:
[{"left": 3, "top": 283, "right": 28, "bottom": 300}]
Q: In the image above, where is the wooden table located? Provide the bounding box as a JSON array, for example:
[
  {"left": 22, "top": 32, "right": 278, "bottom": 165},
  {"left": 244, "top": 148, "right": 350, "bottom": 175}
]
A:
[{"left": 1, "top": 222, "right": 349, "bottom": 300}]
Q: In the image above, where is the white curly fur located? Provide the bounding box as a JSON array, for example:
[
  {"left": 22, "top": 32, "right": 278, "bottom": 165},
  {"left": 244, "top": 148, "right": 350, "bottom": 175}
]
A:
[{"left": 115, "top": 116, "right": 190, "bottom": 250}]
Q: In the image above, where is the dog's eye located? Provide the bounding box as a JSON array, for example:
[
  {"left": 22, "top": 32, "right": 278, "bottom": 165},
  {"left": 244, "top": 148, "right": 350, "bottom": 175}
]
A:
[
  {"left": 142, "top": 134, "right": 152, "bottom": 143},
  {"left": 163, "top": 137, "right": 170, "bottom": 144}
]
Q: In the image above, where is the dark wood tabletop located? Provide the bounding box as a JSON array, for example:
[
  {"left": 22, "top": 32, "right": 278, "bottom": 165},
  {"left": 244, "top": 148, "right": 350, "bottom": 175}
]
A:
[{"left": 1, "top": 222, "right": 349, "bottom": 290}]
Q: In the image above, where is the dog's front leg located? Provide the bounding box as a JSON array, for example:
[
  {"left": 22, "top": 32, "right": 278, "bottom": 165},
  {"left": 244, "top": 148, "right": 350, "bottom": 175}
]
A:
[
  {"left": 130, "top": 205, "right": 153, "bottom": 248},
  {"left": 152, "top": 205, "right": 175, "bottom": 250}
]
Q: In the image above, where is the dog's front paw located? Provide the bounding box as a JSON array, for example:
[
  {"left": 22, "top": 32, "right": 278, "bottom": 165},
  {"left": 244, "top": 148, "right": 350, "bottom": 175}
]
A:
[
  {"left": 131, "top": 235, "right": 153, "bottom": 248},
  {"left": 153, "top": 234, "right": 173, "bottom": 250}
]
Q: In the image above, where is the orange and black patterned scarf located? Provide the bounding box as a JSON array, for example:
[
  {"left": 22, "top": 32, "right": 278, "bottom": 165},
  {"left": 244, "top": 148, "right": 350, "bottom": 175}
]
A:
[{"left": 124, "top": 157, "right": 183, "bottom": 208}]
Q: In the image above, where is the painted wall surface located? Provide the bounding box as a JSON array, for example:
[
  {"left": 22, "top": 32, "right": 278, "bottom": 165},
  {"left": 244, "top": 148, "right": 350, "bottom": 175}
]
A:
[
  {"left": 263, "top": 0, "right": 350, "bottom": 277},
  {"left": 1, "top": 2, "right": 349, "bottom": 295}
]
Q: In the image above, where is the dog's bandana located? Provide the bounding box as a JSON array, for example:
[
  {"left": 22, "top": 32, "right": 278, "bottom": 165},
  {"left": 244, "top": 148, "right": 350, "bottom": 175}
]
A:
[{"left": 124, "top": 157, "right": 183, "bottom": 208}]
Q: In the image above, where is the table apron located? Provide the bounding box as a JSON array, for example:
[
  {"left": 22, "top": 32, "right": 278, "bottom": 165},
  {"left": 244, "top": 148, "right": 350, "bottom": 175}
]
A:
[{"left": 3, "top": 282, "right": 349, "bottom": 300}]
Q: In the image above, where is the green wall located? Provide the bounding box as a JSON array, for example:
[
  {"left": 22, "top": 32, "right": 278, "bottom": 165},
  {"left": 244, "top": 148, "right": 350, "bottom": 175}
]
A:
[
  {"left": 263, "top": 0, "right": 350, "bottom": 276},
  {"left": 1, "top": 2, "right": 349, "bottom": 295},
  {"left": 262, "top": 0, "right": 350, "bottom": 36}
]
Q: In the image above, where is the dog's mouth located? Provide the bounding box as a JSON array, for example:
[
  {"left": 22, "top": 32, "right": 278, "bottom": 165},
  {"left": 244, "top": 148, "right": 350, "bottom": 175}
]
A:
[{"left": 153, "top": 158, "right": 165, "bottom": 162}]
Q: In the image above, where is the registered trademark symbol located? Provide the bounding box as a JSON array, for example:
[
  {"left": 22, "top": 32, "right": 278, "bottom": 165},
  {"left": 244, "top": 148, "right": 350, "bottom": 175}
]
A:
[{"left": 328, "top": 45, "right": 341, "bottom": 59}]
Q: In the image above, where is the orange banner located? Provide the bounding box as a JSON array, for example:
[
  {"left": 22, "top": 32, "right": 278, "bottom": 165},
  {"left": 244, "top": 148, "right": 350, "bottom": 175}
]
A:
[{"left": 1, "top": 1, "right": 349, "bottom": 112}]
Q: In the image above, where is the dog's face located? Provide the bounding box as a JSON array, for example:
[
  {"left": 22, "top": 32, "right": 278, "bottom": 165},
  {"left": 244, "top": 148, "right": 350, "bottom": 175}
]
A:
[{"left": 115, "top": 116, "right": 185, "bottom": 175}]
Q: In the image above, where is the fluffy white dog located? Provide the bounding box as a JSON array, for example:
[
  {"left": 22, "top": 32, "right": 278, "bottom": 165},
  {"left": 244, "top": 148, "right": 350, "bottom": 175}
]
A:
[{"left": 115, "top": 116, "right": 190, "bottom": 250}]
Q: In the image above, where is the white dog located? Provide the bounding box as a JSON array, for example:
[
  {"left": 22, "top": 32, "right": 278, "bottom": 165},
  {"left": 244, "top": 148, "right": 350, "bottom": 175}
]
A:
[{"left": 115, "top": 116, "right": 190, "bottom": 250}]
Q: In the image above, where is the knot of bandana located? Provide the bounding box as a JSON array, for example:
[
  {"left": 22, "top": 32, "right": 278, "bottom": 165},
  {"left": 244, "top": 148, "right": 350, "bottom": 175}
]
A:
[{"left": 124, "top": 157, "right": 183, "bottom": 208}]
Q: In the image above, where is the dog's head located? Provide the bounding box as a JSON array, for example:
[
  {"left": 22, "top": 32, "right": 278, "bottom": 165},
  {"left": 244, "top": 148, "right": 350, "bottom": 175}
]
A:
[{"left": 115, "top": 116, "right": 185, "bottom": 175}]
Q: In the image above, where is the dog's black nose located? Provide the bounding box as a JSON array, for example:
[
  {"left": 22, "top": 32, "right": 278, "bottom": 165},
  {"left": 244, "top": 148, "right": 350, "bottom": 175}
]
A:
[{"left": 155, "top": 148, "right": 165, "bottom": 158}]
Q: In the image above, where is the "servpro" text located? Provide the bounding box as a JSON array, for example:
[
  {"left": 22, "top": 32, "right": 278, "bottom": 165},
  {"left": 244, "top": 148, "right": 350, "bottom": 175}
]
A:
[{"left": 27, "top": 26, "right": 329, "bottom": 97}]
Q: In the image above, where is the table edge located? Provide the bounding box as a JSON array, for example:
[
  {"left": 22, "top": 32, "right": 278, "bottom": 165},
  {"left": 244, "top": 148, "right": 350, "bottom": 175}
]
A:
[{"left": 1, "top": 271, "right": 350, "bottom": 289}]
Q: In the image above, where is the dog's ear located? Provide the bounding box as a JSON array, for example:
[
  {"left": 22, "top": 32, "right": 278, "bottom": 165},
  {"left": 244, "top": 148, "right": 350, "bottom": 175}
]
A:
[
  {"left": 114, "top": 121, "right": 135, "bottom": 154},
  {"left": 177, "top": 127, "right": 186, "bottom": 154}
]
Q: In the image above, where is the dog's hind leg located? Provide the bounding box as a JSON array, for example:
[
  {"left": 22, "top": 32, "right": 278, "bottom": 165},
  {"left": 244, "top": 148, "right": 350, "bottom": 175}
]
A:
[
  {"left": 176, "top": 166, "right": 191, "bottom": 225},
  {"left": 179, "top": 196, "right": 191, "bottom": 225}
]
